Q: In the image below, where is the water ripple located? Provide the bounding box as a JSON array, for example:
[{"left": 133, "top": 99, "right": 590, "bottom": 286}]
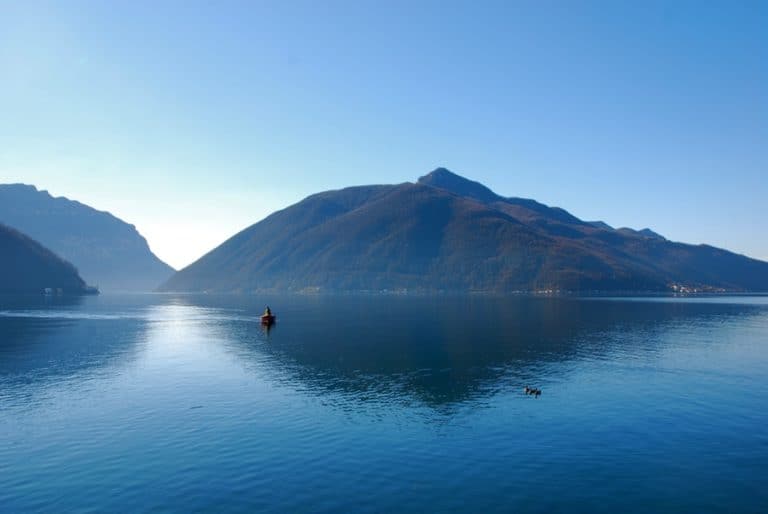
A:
[{"left": 1, "top": 294, "right": 767, "bottom": 513}]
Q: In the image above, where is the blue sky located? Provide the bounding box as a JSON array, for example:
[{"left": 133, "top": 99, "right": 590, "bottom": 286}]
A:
[{"left": 1, "top": 1, "right": 766, "bottom": 269}]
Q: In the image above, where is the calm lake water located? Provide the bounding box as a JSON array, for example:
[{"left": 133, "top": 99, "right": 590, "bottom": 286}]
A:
[{"left": 1, "top": 294, "right": 767, "bottom": 513}]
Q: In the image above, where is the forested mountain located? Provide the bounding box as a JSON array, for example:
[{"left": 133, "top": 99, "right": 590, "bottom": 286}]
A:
[{"left": 160, "top": 168, "right": 768, "bottom": 293}]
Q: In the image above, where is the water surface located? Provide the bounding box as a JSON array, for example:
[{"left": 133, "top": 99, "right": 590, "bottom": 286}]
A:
[{"left": 1, "top": 294, "right": 767, "bottom": 513}]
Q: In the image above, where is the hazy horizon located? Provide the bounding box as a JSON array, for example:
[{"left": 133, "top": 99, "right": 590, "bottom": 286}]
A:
[{"left": 2, "top": 1, "right": 766, "bottom": 269}]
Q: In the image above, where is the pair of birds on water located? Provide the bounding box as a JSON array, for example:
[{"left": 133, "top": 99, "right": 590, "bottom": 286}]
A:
[{"left": 524, "top": 386, "right": 542, "bottom": 397}]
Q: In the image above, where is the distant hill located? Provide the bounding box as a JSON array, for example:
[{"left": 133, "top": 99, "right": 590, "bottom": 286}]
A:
[
  {"left": 0, "top": 184, "right": 174, "bottom": 292},
  {"left": 0, "top": 223, "right": 91, "bottom": 294},
  {"left": 160, "top": 168, "right": 768, "bottom": 293}
]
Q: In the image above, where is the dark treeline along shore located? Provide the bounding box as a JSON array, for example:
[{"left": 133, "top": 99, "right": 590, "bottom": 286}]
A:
[{"left": 160, "top": 168, "right": 768, "bottom": 294}]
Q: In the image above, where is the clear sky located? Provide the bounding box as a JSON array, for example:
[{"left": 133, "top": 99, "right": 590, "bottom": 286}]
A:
[{"left": 1, "top": 1, "right": 766, "bottom": 269}]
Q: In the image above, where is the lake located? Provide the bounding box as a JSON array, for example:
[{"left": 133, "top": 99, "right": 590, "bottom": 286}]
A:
[{"left": 1, "top": 293, "right": 767, "bottom": 513}]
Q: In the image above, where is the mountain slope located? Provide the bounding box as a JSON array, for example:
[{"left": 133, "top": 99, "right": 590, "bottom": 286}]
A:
[
  {"left": 0, "top": 185, "right": 174, "bottom": 291},
  {"left": 0, "top": 223, "right": 90, "bottom": 294},
  {"left": 161, "top": 168, "right": 768, "bottom": 293}
]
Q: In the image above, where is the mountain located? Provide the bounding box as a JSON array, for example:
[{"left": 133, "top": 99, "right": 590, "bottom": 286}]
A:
[
  {"left": 617, "top": 227, "right": 666, "bottom": 240},
  {"left": 0, "top": 184, "right": 174, "bottom": 292},
  {"left": 0, "top": 223, "right": 92, "bottom": 294},
  {"left": 160, "top": 168, "right": 768, "bottom": 293},
  {"left": 587, "top": 221, "right": 613, "bottom": 230}
]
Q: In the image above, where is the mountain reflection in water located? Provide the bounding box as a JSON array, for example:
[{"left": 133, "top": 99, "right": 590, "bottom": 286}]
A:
[
  {"left": 2, "top": 293, "right": 767, "bottom": 513},
  {"left": 2, "top": 294, "right": 765, "bottom": 412},
  {"left": 218, "top": 294, "right": 766, "bottom": 410}
]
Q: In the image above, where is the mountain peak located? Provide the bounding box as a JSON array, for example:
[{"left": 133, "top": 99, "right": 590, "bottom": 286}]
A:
[
  {"left": 421, "top": 167, "right": 459, "bottom": 179},
  {"left": 417, "top": 168, "right": 499, "bottom": 203}
]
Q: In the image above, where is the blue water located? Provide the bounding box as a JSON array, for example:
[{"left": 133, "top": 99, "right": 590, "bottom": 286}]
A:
[{"left": 1, "top": 294, "right": 767, "bottom": 513}]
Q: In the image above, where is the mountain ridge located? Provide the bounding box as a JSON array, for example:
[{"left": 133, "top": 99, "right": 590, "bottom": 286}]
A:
[
  {"left": 0, "top": 184, "right": 174, "bottom": 291},
  {"left": 160, "top": 168, "right": 768, "bottom": 293}
]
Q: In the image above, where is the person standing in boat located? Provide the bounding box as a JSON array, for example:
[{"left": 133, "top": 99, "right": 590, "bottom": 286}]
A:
[{"left": 264, "top": 306, "right": 271, "bottom": 316}]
